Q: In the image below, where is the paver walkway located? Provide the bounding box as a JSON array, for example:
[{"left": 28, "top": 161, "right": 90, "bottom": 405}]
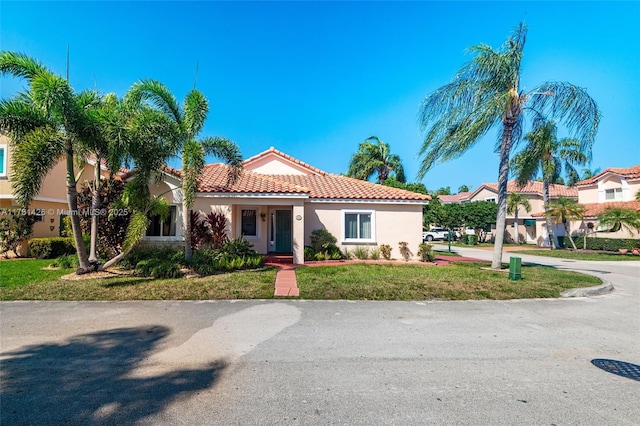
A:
[{"left": 273, "top": 267, "right": 299, "bottom": 297}]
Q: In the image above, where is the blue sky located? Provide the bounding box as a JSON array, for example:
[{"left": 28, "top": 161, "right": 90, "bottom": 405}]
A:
[{"left": 2, "top": 1, "right": 639, "bottom": 193}]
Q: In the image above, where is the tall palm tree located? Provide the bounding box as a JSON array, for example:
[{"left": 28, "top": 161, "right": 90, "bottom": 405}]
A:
[
  {"left": 511, "top": 121, "right": 589, "bottom": 248},
  {"left": 347, "top": 136, "right": 405, "bottom": 184},
  {"left": 580, "top": 167, "right": 601, "bottom": 181},
  {"left": 0, "top": 51, "right": 95, "bottom": 272},
  {"left": 417, "top": 23, "right": 600, "bottom": 269},
  {"left": 544, "top": 197, "right": 585, "bottom": 250},
  {"left": 506, "top": 192, "right": 531, "bottom": 244},
  {"left": 128, "top": 80, "right": 242, "bottom": 260},
  {"left": 597, "top": 207, "right": 640, "bottom": 236}
]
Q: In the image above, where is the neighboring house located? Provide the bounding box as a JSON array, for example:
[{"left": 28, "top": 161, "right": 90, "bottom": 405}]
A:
[
  {"left": 573, "top": 165, "right": 640, "bottom": 239},
  {"left": 0, "top": 133, "right": 111, "bottom": 239},
  {"left": 138, "top": 147, "right": 431, "bottom": 264},
  {"left": 440, "top": 180, "right": 578, "bottom": 246}
]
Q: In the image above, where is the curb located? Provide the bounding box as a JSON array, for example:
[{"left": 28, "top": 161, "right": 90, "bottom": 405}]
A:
[{"left": 561, "top": 281, "right": 614, "bottom": 298}]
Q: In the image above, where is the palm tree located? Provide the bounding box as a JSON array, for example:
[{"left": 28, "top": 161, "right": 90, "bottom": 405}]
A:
[
  {"left": 511, "top": 120, "right": 589, "bottom": 248},
  {"left": 417, "top": 23, "right": 600, "bottom": 269},
  {"left": 347, "top": 136, "right": 405, "bottom": 184},
  {"left": 128, "top": 80, "right": 242, "bottom": 260},
  {"left": 580, "top": 167, "right": 601, "bottom": 181},
  {"left": 544, "top": 197, "right": 585, "bottom": 250},
  {"left": 597, "top": 207, "right": 640, "bottom": 236},
  {"left": 506, "top": 192, "right": 531, "bottom": 244},
  {"left": 0, "top": 51, "right": 95, "bottom": 272}
]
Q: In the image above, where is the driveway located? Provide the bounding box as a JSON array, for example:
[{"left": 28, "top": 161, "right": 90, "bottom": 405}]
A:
[{"left": 1, "top": 248, "right": 639, "bottom": 425}]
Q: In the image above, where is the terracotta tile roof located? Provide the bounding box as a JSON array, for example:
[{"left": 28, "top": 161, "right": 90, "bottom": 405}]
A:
[
  {"left": 242, "top": 147, "right": 327, "bottom": 176},
  {"left": 576, "top": 164, "right": 640, "bottom": 186},
  {"left": 581, "top": 201, "right": 640, "bottom": 217},
  {"left": 480, "top": 180, "right": 578, "bottom": 197},
  {"left": 270, "top": 174, "right": 431, "bottom": 201},
  {"left": 531, "top": 201, "right": 640, "bottom": 218},
  {"left": 439, "top": 192, "right": 471, "bottom": 203},
  {"left": 197, "top": 164, "right": 308, "bottom": 194}
]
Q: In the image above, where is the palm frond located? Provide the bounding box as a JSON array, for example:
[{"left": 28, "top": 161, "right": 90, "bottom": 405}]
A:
[
  {"left": 200, "top": 136, "right": 243, "bottom": 185},
  {"left": 0, "top": 51, "right": 50, "bottom": 81},
  {"left": 127, "top": 79, "right": 182, "bottom": 125},
  {"left": 183, "top": 90, "right": 208, "bottom": 138},
  {"left": 0, "top": 97, "right": 49, "bottom": 141}
]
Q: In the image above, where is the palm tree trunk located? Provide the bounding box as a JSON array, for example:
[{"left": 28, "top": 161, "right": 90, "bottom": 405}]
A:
[
  {"left": 492, "top": 122, "right": 515, "bottom": 269},
  {"left": 543, "top": 180, "right": 556, "bottom": 249},
  {"left": 513, "top": 211, "right": 520, "bottom": 244},
  {"left": 88, "top": 154, "right": 100, "bottom": 264},
  {"left": 184, "top": 203, "right": 193, "bottom": 260},
  {"left": 65, "top": 146, "right": 91, "bottom": 273},
  {"left": 565, "top": 222, "right": 577, "bottom": 250}
]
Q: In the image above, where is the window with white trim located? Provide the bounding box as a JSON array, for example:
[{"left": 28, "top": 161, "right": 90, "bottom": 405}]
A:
[
  {"left": 146, "top": 206, "right": 177, "bottom": 237},
  {"left": 343, "top": 210, "right": 375, "bottom": 242},
  {"left": 605, "top": 188, "right": 622, "bottom": 201},
  {"left": 241, "top": 209, "right": 257, "bottom": 237},
  {"left": 0, "top": 146, "right": 6, "bottom": 177},
  {"left": 485, "top": 197, "right": 496, "bottom": 203}
]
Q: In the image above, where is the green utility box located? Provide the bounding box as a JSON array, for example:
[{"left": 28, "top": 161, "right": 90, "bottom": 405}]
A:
[{"left": 509, "top": 256, "right": 522, "bottom": 280}]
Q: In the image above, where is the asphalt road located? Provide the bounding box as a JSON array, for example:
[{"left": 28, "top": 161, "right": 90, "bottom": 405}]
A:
[{"left": 1, "top": 247, "right": 639, "bottom": 425}]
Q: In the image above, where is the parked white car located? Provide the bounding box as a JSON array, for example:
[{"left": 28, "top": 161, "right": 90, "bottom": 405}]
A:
[{"left": 422, "top": 228, "right": 459, "bottom": 242}]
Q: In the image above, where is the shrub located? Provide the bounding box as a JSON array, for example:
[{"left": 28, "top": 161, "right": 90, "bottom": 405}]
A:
[
  {"left": 0, "top": 210, "right": 36, "bottom": 257},
  {"left": 380, "top": 244, "right": 392, "bottom": 260},
  {"left": 342, "top": 247, "right": 352, "bottom": 260},
  {"left": 418, "top": 243, "right": 434, "bottom": 262},
  {"left": 121, "top": 245, "right": 184, "bottom": 269},
  {"left": 310, "top": 229, "right": 338, "bottom": 253},
  {"left": 188, "top": 238, "right": 264, "bottom": 275},
  {"left": 191, "top": 210, "right": 229, "bottom": 250},
  {"left": 584, "top": 237, "right": 640, "bottom": 251},
  {"left": 29, "top": 237, "right": 76, "bottom": 259},
  {"left": 352, "top": 246, "right": 369, "bottom": 260},
  {"left": 304, "top": 246, "right": 316, "bottom": 261},
  {"left": 370, "top": 248, "right": 380, "bottom": 260},
  {"left": 135, "top": 259, "right": 183, "bottom": 279},
  {"left": 399, "top": 242, "right": 412, "bottom": 261}
]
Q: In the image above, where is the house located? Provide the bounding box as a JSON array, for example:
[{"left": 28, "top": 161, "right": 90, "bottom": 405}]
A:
[
  {"left": 146, "top": 147, "right": 431, "bottom": 264},
  {"left": 573, "top": 165, "right": 640, "bottom": 239},
  {"left": 440, "top": 180, "right": 578, "bottom": 246},
  {"left": 0, "top": 133, "right": 111, "bottom": 239}
]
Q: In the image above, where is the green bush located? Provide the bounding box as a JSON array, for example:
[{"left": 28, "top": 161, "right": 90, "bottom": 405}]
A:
[
  {"left": 380, "top": 244, "right": 392, "bottom": 260},
  {"left": 29, "top": 237, "right": 76, "bottom": 259},
  {"left": 135, "top": 259, "right": 183, "bottom": 279},
  {"left": 370, "top": 248, "right": 380, "bottom": 260},
  {"left": 465, "top": 234, "right": 478, "bottom": 245},
  {"left": 310, "top": 229, "right": 338, "bottom": 253},
  {"left": 188, "top": 238, "right": 264, "bottom": 275},
  {"left": 121, "top": 245, "right": 184, "bottom": 269},
  {"left": 418, "top": 243, "right": 435, "bottom": 262},
  {"left": 352, "top": 246, "right": 369, "bottom": 260},
  {"left": 304, "top": 246, "right": 316, "bottom": 261},
  {"left": 584, "top": 237, "right": 640, "bottom": 251}
]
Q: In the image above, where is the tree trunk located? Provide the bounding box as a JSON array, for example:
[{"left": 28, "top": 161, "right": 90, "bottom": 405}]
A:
[
  {"left": 65, "top": 145, "right": 91, "bottom": 273},
  {"left": 513, "top": 211, "right": 520, "bottom": 244},
  {"left": 543, "top": 180, "right": 556, "bottom": 249},
  {"left": 88, "top": 154, "right": 101, "bottom": 264},
  {"left": 492, "top": 122, "right": 515, "bottom": 269},
  {"left": 184, "top": 203, "right": 192, "bottom": 260},
  {"left": 565, "top": 221, "right": 577, "bottom": 250}
]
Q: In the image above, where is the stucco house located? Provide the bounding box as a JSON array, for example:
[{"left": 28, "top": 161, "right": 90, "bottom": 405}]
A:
[
  {"left": 573, "top": 165, "right": 640, "bottom": 239},
  {"left": 146, "top": 147, "right": 431, "bottom": 264},
  {"left": 440, "top": 180, "right": 578, "bottom": 246}
]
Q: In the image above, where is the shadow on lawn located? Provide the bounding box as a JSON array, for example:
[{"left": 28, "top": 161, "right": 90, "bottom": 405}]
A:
[{"left": 0, "top": 326, "right": 224, "bottom": 424}]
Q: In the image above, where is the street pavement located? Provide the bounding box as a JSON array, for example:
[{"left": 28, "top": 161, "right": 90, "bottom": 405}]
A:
[{"left": 1, "top": 247, "right": 639, "bottom": 425}]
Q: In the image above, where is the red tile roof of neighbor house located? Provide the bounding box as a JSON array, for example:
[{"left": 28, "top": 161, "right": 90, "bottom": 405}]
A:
[
  {"left": 576, "top": 164, "right": 640, "bottom": 186},
  {"left": 480, "top": 180, "right": 578, "bottom": 197},
  {"left": 438, "top": 192, "right": 471, "bottom": 203},
  {"left": 531, "top": 201, "right": 640, "bottom": 218}
]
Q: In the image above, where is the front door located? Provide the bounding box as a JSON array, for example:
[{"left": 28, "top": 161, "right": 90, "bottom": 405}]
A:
[{"left": 275, "top": 210, "right": 292, "bottom": 253}]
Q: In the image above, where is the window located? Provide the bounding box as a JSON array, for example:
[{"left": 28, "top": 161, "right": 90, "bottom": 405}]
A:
[
  {"left": 605, "top": 188, "right": 622, "bottom": 201},
  {"left": 146, "top": 206, "right": 177, "bottom": 237},
  {"left": 343, "top": 210, "right": 375, "bottom": 242},
  {"left": 0, "top": 146, "right": 6, "bottom": 177},
  {"left": 241, "top": 209, "right": 257, "bottom": 236},
  {"left": 485, "top": 197, "right": 496, "bottom": 203}
]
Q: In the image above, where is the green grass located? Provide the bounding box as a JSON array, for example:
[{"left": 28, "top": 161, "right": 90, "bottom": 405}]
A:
[
  {"left": 0, "top": 259, "right": 74, "bottom": 287},
  {"left": 1, "top": 259, "right": 603, "bottom": 301},
  {"left": 511, "top": 249, "right": 640, "bottom": 261},
  {"left": 296, "top": 263, "right": 601, "bottom": 300},
  {"left": 434, "top": 250, "right": 461, "bottom": 257}
]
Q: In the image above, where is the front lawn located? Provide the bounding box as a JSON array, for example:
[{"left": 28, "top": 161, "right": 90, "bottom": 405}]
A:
[
  {"left": 0, "top": 259, "right": 74, "bottom": 287},
  {"left": 511, "top": 249, "right": 640, "bottom": 261},
  {"left": 296, "top": 262, "right": 601, "bottom": 300}
]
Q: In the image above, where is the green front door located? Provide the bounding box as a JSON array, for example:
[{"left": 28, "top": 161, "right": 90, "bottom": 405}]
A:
[{"left": 275, "top": 210, "right": 292, "bottom": 253}]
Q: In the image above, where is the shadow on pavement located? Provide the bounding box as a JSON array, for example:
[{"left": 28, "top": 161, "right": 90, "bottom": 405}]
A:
[
  {"left": 591, "top": 358, "right": 640, "bottom": 381},
  {"left": 1, "top": 326, "right": 224, "bottom": 425}
]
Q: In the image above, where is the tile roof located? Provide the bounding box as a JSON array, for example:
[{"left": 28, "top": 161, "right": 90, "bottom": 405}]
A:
[
  {"left": 438, "top": 192, "right": 471, "bottom": 203},
  {"left": 576, "top": 164, "right": 640, "bottom": 186},
  {"left": 581, "top": 201, "right": 640, "bottom": 217},
  {"left": 480, "top": 180, "right": 578, "bottom": 197},
  {"left": 190, "top": 164, "right": 430, "bottom": 201}
]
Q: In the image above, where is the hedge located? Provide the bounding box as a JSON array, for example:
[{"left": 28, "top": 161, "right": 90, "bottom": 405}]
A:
[
  {"left": 28, "top": 237, "right": 76, "bottom": 259},
  {"left": 584, "top": 237, "right": 640, "bottom": 251}
]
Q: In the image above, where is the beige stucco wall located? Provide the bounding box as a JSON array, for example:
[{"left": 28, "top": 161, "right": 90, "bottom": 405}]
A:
[
  {"left": 579, "top": 176, "right": 640, "bottom": 204},
  {"left": 304, "top": 202, "right": 424, "bottom": 259},
  {"left": 468, "top": 187, "right": 498, "bottom": 203},
  {"left": 244, "top": 155, "right": 308, "bottom": 175}
]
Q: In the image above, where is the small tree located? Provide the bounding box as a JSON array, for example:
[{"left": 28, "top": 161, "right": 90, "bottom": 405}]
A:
[
  {"left": 347, "top": 136, "right": 405, "bottom": 184},
  {"left": 437, "top": 203, "right": 464, "bottom": 252},
  {"left": 596, "top": 207, "right": 640, "bottom": 237},
  {"left": 506, "top": 192, "right": 531, "bottom": 244},
  {"left": 0, "top": 210, "right": 36, "bottom": 257},
  {"left": 545, "top": 197, "right": 585, "bottom": 250},
  {"left": 463, "top": 201, "right": 498, "bottom": 243}
]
